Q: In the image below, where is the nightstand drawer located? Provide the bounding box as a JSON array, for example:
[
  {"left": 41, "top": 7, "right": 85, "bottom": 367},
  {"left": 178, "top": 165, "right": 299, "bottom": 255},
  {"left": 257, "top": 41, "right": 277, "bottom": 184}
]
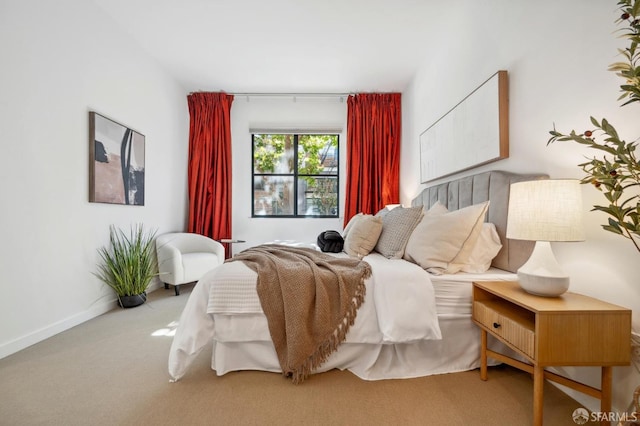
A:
[{"left": 473, "top": 300, "right": 535, "bottom": 358}]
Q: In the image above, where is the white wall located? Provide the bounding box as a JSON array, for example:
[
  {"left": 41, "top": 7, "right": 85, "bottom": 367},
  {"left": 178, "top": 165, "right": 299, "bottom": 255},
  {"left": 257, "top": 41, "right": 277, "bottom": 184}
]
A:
[
  {"left": 402, "top": 0, "right": 640, "bottom": 412},
  {"left": 3, "top": 0, "right": 637, "bottom": 412},
  {"left": 0, "top": 0, "right": 189, "bottom": 358},
  {"left": 230, "top": 97, "right": 347, "bottom": 248}
]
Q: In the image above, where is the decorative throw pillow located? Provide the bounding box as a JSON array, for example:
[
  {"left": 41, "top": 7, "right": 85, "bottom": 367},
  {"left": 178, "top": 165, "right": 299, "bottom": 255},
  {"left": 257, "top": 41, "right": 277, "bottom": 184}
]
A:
[
  {"left": 343, "top": 214, "right": 383, "bottom": 258},
  {"left": 374, "top": 207, "right": 390, "bottom": 219},
  {"left": 460, "top": 223, "right": 503, "bottom": 273},
  {"left": 374, "top": 204, "right": 401, "bottom": 219},
  {"left": 404, "top": 201, "right": 490, "bottom": 274},
  {"left": 374, "top": 206, "right": 424, "bottom": 259},
  {"left": 317, "top": 230, "right": 345, "bottom": 253},
  {"left": 342, "top": 213, "right": 363, "bottom": 239},
  {"left": 424, "top": 201, "right": 448, "bottom": 216}
]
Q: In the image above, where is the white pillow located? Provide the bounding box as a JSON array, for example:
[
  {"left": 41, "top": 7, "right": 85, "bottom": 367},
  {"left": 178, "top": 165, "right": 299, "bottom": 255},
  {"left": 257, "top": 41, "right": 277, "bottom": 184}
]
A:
[
  {"left": 343, "top": 214, "right": 383, "bottom": 258},
  {"left": 403, "top": 201, "right": 489, "bottom": 274},
  {"left": 460, "top": 223, "right": 503, "bottom": 273},
  {"left": 424, "top": 201, "right": 448, "bottom": 216}
]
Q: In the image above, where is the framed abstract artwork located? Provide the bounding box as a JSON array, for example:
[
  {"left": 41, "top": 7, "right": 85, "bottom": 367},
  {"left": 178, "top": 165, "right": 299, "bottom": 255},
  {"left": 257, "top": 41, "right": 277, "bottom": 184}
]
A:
[
  {"left": 419, "top": 70, "right": 509, "bottom": 183},
  {"left": 89, "top": 111, "right": 145, "bottom": 205}
]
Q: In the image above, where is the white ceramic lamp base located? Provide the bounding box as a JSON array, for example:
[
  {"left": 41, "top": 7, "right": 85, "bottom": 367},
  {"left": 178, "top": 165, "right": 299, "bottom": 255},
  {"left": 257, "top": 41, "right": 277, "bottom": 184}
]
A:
[{"left": 517, "top": 241, "right": 569, "bottom": 297}]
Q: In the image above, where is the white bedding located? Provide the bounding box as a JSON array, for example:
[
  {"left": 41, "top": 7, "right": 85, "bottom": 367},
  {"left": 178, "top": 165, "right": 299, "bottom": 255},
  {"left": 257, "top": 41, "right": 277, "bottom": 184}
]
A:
[
  {"left": 204, "top": 270, "right": 518, "bottom": 380},
  {"left": 168, "top": 252, "right": 443, "bottom": 381},
  {"left": 431, "top": 267, "right": 519, "bottom": 317}
]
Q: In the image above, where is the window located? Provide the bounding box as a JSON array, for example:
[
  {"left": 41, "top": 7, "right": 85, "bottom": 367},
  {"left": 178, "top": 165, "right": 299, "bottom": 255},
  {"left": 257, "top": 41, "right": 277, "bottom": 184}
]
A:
[{"left": 252, "top": 133, "right": 339, "bottom": 217}]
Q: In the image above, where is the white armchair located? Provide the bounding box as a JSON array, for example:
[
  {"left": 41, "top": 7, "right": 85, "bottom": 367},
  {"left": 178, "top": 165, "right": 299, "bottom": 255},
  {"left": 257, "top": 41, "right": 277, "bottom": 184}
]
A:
[{"left": 156, "top": 232, "right": 225, "bottom": 295}]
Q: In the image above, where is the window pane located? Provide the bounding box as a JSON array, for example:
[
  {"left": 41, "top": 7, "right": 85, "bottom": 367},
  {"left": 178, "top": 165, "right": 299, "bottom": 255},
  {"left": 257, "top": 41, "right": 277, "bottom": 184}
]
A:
[
  {"left": 253, "top": 176, "right": 295, "bottom": 216},
  {"left": 297, "top": 176, "right": 338, "bottom": 216},
  {"left": 297, "top": 135, "right": 338, "bottom": 175},
  {"left": 253, "top": 134, "right": 294, "bottom": 174}
]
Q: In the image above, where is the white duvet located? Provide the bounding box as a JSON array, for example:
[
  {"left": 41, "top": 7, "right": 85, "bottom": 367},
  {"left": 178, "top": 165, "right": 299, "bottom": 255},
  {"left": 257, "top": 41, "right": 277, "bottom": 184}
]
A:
[{"left": 168, "top": 252, "right": 442, "bottom": 381}]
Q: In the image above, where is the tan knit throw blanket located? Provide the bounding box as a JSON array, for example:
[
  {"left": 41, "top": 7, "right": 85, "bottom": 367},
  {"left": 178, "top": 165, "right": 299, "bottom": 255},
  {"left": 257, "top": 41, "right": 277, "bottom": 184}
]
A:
[{"left": 228, "top": 244, "right": 370, "bottom": 384}]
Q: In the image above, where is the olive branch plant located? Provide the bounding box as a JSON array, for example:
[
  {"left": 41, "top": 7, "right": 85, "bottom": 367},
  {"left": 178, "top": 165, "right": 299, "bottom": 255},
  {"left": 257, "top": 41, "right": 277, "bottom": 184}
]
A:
[{"left": 548, "top": 0, "right": 640, "bottom": 253}]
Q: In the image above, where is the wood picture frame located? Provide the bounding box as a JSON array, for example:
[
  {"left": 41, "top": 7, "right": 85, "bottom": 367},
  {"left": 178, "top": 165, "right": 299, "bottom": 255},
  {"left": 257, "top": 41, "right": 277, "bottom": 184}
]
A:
[
  {"left": 419, "top": 70, "right": 509, "bottom": 183},
  {"left": 89, "top": 111, "right": 145, "bottom": 205}
]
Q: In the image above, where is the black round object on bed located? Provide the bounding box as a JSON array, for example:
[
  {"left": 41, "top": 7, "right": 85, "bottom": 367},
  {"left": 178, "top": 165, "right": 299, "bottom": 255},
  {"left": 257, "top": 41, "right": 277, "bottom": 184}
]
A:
[{"left": 317, "top": 230, "right": 344, "bottom": 253}]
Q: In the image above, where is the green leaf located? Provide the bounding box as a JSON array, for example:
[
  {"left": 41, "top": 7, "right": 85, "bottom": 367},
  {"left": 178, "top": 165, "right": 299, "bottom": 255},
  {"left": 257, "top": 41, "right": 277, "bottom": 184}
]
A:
[
  {"left": 609, "top": 218, "right": 624, "bottom": 232},
  {"left": 604, "top": 224, "right": 624, "bottom": 235},
  {"left": 547, "top": 1, "right": 640, "bottom": 254},
  {"left": 94, "top": 224, "right": 157, "bottom": 296},
  {"left": 609, "top": 61, "right": 632, "bottom": 71}
]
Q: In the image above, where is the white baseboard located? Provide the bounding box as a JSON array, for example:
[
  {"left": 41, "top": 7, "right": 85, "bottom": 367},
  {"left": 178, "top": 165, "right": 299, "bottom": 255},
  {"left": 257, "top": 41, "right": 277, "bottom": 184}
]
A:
[
  {"left": 0, "top": 284, "right": 162, "bottom": 360},
  {"left": 0, "top": 299, "right": 115, "bottom": 359}
]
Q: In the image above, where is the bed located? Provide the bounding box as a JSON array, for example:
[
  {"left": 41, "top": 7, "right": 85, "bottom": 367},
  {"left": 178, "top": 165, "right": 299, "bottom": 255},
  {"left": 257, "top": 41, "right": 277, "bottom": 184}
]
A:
[{"left": 168, "top": 170, "right": 548, "bottom": 382}]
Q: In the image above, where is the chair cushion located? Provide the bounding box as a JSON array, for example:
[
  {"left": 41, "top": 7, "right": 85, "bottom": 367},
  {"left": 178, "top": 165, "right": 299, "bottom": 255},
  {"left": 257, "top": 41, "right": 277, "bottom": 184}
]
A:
[{"left": 182, "top": 252, "right": 222, "bottom": 283}]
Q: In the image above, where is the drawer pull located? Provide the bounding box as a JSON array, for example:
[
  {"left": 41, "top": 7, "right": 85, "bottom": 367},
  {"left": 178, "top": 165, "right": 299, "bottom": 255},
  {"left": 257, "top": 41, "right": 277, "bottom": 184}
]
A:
[{"left": 493, "top": 322, "right": 501, "bottom": 329}]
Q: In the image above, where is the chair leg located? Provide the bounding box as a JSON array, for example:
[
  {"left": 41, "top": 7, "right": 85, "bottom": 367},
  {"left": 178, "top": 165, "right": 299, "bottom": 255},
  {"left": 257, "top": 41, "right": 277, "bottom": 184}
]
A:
[
  {"left": 174, "top": 285, "right": 180, "bottom": 296},
  {"left": 164, "top": 283, "right": 169, "bottom": 290}
]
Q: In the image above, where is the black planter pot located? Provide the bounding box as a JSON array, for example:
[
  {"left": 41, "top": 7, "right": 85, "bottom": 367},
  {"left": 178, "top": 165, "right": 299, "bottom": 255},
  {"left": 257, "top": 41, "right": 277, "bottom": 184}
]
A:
[{"left": 117, "top": 292, "right": 147, "bottom": 308}]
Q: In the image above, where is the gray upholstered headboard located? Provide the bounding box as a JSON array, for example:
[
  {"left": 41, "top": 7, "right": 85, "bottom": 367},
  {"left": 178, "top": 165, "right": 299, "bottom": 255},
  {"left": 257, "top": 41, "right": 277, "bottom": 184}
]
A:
[{"left": 411, "top": 170, "right": 549, "bottom": 273}]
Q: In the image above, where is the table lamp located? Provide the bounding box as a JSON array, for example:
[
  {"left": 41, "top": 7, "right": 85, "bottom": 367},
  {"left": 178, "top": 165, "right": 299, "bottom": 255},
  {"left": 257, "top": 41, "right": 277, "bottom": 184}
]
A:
[{"left": 506, "top": 179, "right": 585, "bottom": 297}]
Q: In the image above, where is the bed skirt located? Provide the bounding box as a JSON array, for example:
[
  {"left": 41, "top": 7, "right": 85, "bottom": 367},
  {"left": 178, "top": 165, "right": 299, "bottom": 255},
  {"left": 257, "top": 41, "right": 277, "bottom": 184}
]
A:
[{"left": 209, "top": 314, "right": 508, "bottom": 380}]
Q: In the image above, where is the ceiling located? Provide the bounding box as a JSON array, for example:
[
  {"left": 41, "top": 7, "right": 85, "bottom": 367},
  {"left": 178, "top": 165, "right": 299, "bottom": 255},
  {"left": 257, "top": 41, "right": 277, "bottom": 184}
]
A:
[{"left": 92, "top": 0, "right": 448, "bottom": 94}]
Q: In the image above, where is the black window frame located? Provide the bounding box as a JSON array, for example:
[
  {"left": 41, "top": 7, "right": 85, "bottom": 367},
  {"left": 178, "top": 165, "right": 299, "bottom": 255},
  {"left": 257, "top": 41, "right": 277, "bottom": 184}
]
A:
[{"left": 251, "top": 133, "right": 339, "bottom": 218}]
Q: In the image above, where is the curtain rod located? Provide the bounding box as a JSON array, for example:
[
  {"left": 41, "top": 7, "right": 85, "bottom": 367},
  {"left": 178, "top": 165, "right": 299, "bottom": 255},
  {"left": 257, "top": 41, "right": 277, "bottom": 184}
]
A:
[
  {"left": 230, "top": 92, "right": 351, "bottom": 98},
  {"left": 190, "top": 92, "right": 398, "bottom": 97}
]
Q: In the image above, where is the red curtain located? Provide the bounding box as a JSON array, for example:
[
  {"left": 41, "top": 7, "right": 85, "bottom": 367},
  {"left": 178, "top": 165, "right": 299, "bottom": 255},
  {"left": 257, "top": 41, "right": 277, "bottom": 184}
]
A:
[
  {"left": 187, "top": 92, "right": 234, "bottom": 254},
  {"left": 344, "top": 93, "right": 401, "bottom": 227}
]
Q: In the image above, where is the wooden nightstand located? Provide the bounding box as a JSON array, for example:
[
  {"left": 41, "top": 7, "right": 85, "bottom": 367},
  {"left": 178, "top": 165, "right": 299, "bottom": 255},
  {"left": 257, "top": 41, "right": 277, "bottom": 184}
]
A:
[{"left": 472, "top": 281, "right": 631, "bottom": 426}]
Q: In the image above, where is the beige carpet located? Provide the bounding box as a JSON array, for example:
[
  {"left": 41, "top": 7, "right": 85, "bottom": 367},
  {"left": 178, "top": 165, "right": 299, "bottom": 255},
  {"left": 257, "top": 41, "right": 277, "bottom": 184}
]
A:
[{"left": 0, "top": 284, "right": 582, "bottom": 425}]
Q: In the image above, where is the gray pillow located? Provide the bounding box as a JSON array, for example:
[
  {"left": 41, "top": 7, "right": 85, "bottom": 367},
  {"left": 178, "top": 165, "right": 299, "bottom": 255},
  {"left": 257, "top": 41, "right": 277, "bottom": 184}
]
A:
[{"left": 374, "top": 206, "right": 423, "bottom": 259}]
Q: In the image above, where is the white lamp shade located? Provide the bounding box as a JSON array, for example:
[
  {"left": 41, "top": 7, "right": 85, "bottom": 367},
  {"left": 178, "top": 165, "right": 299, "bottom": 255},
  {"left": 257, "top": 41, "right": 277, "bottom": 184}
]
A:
[
  {"left": 506, "top": 179, "right": 585, "bottom": 242},
  {"left": 507, "top": 179, "right": 585, "bottom": 297}
]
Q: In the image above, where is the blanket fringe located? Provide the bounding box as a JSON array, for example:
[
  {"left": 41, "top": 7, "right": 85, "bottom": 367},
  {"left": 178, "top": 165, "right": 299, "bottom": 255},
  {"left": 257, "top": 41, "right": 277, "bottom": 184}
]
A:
[
  {"left": 290, "top": 267, "right": 369, "bottom": 384},
  {"left": 234, "top": 244, "right": 372, "bottom": 385}
]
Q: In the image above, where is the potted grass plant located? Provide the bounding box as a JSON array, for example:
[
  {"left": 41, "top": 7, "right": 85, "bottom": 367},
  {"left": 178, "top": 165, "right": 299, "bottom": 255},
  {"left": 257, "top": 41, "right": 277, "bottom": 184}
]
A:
[{"left": 95, "top": 224, "right": 157, "bottom": 308}]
